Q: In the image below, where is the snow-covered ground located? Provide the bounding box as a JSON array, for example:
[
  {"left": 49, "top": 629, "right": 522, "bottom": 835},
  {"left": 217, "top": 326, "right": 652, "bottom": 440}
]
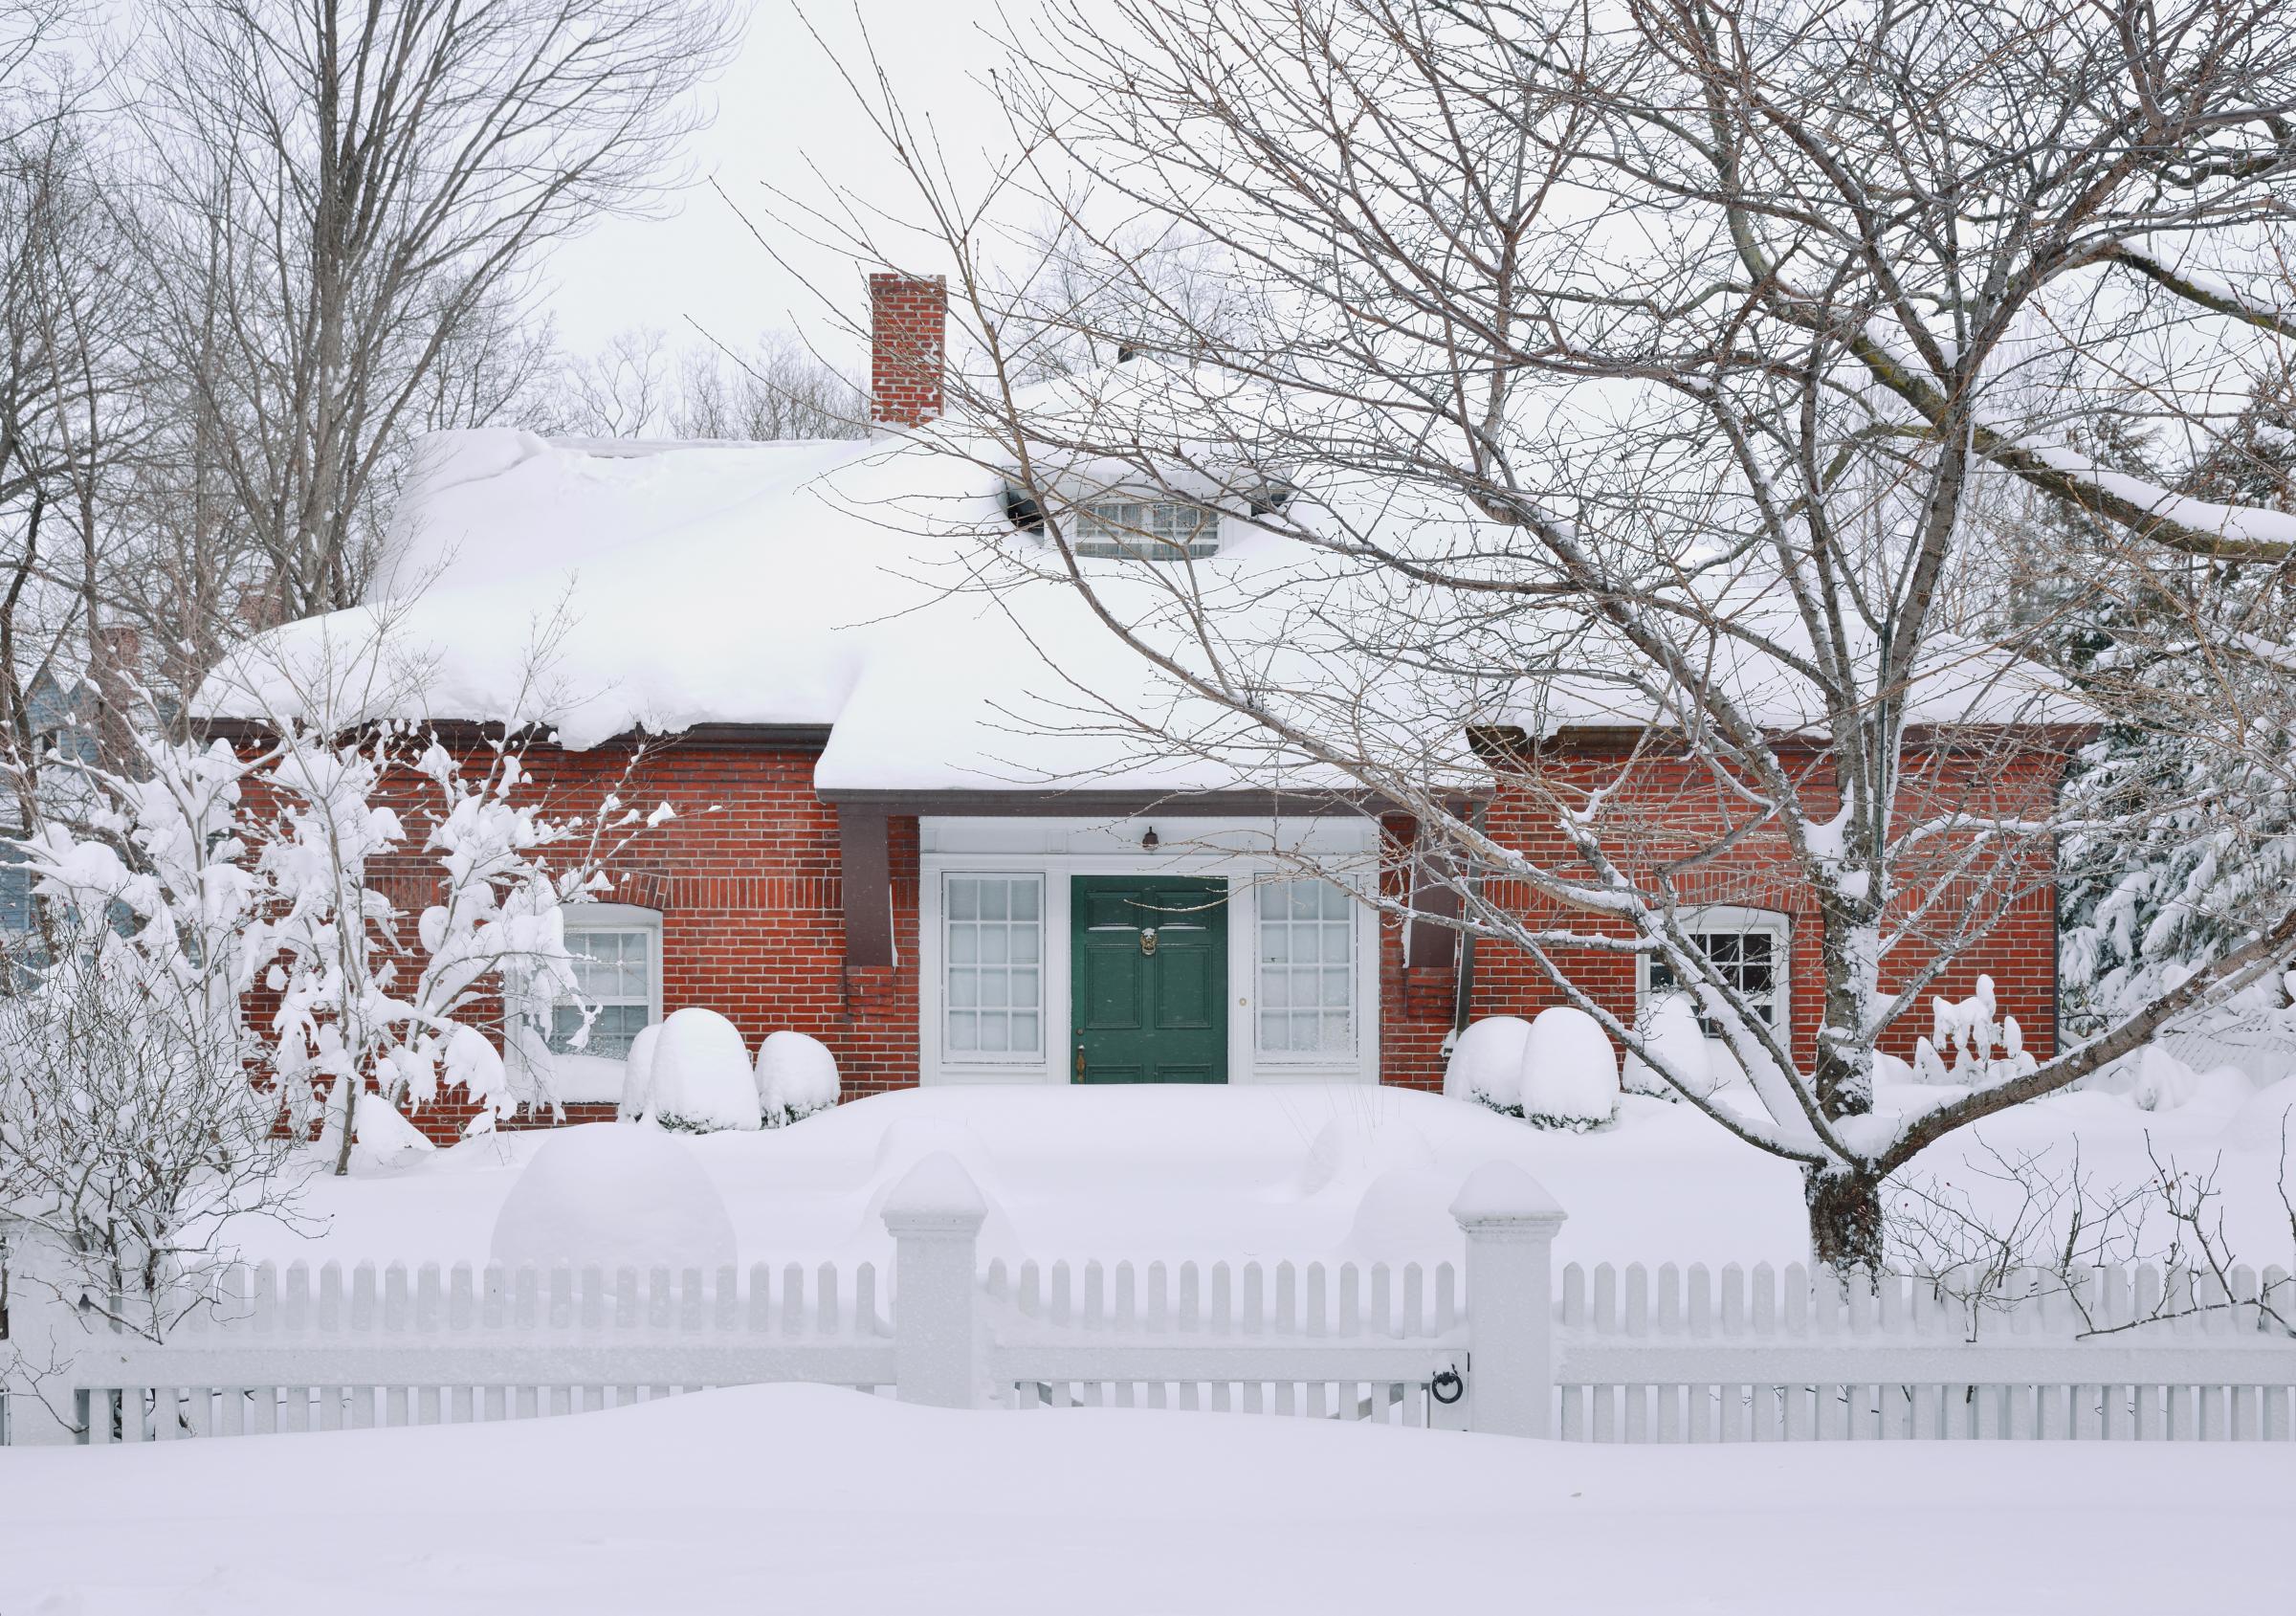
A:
[
  {"left": 0, "top": 1384, "right": 2285, "bottom": 1615},
  {"left": 235, "top": 1076, "right": 2296, "bottom": 1274}
]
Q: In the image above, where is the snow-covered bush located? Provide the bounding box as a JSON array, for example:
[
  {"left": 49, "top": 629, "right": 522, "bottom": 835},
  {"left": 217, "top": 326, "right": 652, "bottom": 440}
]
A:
[
  {"left": 756, "top": 1030, "right": 840, "bottom": 1126},
  {"left": 642, "top": 1007, "right": 760, "bottom": 1133},
  {"left": 8, "top": 679, "right": 681, "bottom": 1177},
  {"left": 1909, "top": 975, "right": 2037, "bottom": 1087},
  {"left": 2121, "top": 1042, "right": 2203, "bottom": 1112},
  {"left": 1622, "top": 992, "right": 1714, "bottom": 1099},
  {"left": 1518, "top": 1007, "right": 1621, "bottom": 1130},
  {"left": 1446, "top": 1009, "right": 1621, "bottom": 1126},
  {"left": 255, "top": 734, "right": 608, "bottom": 1159},
  {"left": 1442, "top": 1016, "right": 1531, "bottom": 1112},
  {"left": 0, "top": 738, "right": 292, "bottom": 1343},
  {"left": 490, "top": 1124, "right": 737, "bottom": 1273},
  {"left": 617, "top": 1023, "right": 662, "bottom": 1122}
]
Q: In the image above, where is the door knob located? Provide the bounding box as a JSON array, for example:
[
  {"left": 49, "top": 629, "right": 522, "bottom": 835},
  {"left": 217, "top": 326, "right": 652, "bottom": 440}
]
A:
[{"left": 1073, "top": 1042, "right": 1087, "bottom": 1080}]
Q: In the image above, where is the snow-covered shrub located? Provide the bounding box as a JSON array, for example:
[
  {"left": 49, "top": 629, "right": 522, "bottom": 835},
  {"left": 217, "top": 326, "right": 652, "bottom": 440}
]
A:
[
  {"left": 0, "top": 739, "right": 293, "bottom": 1339},
  {"left": 0, "top": 941, "right": 285, "bottom": 1339},
  {"left": 490, "top": 1123, "right": 737, "bottom": 1273},
  {"left": 344, "top": 1087, "right": 436, "bottom": 1166},
  {"left": 756, "top": 1030, "right": 840, "bottom": 1126},
  {"left": 617, "top": 1023, "right": 662, "bottom": 1122},
  {"left": 1442, "top": 1016, "right": 1532, "bottom": 1112},
  {"left": 643, "top": 1007, "right": 760, "bottom": 1132},
  {"left": 256, "top": 736, "right": 612, "bottom": 1156},
  {"left": 1517, "top": 1007, "right": 1621, "bottom": 1130},
  {"left": 1910, "top": 975, "right": 2037, "bottom": 1088},
  {"left": 2127, "top": 1043, "right": 2201, "bottom": 1112},
  {"left": 1622, "top": 992, "right": 1713, "bottom": 1099}
]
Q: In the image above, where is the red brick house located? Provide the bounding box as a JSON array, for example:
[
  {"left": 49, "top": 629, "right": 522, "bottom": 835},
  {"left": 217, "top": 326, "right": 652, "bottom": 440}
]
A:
[{"left": 205, "top": 277, "right": 2070, "bottom": 1139}]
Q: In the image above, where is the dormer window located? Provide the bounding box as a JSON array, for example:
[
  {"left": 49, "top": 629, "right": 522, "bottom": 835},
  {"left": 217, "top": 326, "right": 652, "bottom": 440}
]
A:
[{"left": 1072, "top": 499, "right": 1218, "bottom": 560}]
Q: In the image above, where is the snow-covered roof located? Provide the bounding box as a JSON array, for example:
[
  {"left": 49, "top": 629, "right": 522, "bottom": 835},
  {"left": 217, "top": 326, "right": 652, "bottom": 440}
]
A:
[
  {"left": 199, "top": 409, "right": 2079, "bottom": 795},
  {"left": 200, "top": 426, "right": 1378, "bottom": 793}
]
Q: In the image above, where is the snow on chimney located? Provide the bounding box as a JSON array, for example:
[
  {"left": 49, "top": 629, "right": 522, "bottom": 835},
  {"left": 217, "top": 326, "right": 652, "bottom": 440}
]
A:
[{"left": 869, "top": 273, "right": 945, "bottom": 429}]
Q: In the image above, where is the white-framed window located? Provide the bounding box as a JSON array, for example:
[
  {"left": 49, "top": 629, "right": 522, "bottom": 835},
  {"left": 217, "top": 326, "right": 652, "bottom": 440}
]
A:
[
  {"left": 943, "top": 874, "right": 1044, "bottom": 1059},
  {"left": 1642, "top": 906, "right": 1789, "bottom": 1031},
  {"left": 551, "top": 902, "right": 662, "bottom": 1059},
  {"left": 1072, "top": 498, "right": 1219, "bottom": 560},
  {"left": 1255, "top": 877, "right": 1357, "bottom": 1057}
]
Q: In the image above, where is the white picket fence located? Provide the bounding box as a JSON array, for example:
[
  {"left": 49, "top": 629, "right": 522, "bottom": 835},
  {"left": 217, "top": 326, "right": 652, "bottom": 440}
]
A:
[
  {"left": 984, "top": 1253, "right": 1465, "bottom": 1424},
  {"left": 73, "top": 1258, "right": 894, "bottom": 1444},
  {"left": 1554, "top": 1259, "right": 2296, "bottom": 1442},
  {"left": 62, "top": 1157, "right": 2296, "bottom": 1445}
]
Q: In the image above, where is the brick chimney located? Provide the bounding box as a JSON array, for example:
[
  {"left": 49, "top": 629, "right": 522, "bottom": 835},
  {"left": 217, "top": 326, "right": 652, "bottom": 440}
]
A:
[
  {"left": 869, "top": 272, "right": 945, "bottom": 429},
  {"left": 91, "top": 623, "right": 141, "bottom": 676}
]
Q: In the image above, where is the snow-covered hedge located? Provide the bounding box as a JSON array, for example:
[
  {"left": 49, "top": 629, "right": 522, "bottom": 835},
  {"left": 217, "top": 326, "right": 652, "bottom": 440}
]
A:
[
  {"left": 616, "top": 1023, "right": 662, "bottom": 1122},
  {"left": 612, "top": 1016, "right": 843, "bottom": 1132},
  {"left": 756, "top": 1030, "right": 840, "bottom": 1126},
  {"left": 1622, "top": 991, "right": 1715, "bottom": 1099},
  {"left": 1520, "top": 1007, "right": 1621, "bottom": 1129},
  {"left": 1446, "top": 1008, "right": 1620, "bottom": 1130},
  {"left": 1442, "top": 1016, "right": 1533, "bottom": 1111},
  {"left": 641, "top": 1008, "right": 760, "bottom": 1133}
]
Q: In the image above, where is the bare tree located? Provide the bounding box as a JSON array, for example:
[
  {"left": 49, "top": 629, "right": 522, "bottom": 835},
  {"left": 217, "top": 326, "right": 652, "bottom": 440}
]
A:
[
  {"left": 127, "top": 0, "right": 743, "bottom": 626},
  {"left": 0, "top": 53, "right": 153, "bottom": 816},
  {"left": 535, "top": 325, "right": 867, "bottom": 441},
  {"left": 803, "top": 0, "right": 2296, "bottom": 1271}
]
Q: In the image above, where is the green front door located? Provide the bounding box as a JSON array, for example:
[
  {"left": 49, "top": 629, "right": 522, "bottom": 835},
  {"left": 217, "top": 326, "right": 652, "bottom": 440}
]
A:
[{"left": 1071, "top": 876, "right": 1228, "bottom": 1083}]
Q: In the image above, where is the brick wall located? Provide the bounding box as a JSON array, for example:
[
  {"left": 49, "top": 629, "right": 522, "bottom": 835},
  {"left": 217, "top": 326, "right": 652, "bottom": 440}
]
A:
[
  {"left": 261, "top": 728, "right": 2064, "bottom": 1140},
  {"left": 1376, "top": 734, "right": 2067, "bottom": 1091},
  {"left": 278, "top": 737, "right": 921, "bottom": 1143}
]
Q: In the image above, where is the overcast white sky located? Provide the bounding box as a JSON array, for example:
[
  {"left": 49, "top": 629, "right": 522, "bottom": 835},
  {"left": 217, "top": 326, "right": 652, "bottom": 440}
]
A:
[{"left": 538, "top": 1, "right": 1035, "bottom": 369}]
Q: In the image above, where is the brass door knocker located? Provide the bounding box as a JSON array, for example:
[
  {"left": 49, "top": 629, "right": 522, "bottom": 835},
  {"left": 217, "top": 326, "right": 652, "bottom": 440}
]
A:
[{"left": 1139, "top": 926, "right": 1159, "bottom": 956}]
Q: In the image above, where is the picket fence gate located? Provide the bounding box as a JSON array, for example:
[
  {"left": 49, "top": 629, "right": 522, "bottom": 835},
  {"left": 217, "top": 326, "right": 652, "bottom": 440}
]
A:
[
  {"left": 983, "top": 1252, "right": 1465, "bottom": 1425},
  {"left": 62, "top": 1157, "right": 2296, "bottom": 1445}
]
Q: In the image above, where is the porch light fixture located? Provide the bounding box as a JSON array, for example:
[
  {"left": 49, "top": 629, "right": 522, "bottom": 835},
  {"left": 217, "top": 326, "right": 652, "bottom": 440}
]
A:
[{"left": 1141, "top": 826, "right": 1159, "bottom": 852}]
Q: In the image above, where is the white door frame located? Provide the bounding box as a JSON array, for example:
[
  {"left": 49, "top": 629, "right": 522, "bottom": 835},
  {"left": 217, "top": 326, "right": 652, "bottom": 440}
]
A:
[{"left": 916, "top": 816, "right": 1382, "bottom": 1087}]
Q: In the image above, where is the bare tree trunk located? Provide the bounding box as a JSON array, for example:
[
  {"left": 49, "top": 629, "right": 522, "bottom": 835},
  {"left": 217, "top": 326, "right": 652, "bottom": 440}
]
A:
[
  {"left": 1805, "top": 1166, "right": 1886, "bottom": 1278},
  {"left": 331, "top": 1075, "right": 358, "bottom": 1178}
]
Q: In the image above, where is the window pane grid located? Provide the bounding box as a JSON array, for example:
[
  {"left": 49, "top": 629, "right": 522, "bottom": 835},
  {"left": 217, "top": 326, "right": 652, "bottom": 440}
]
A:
[
  {"left": 1648, "top": 925, "right": 1781, "bottom": 1031},
  {"left": 945, "top": 875, "right": 1044, "bottom": 1059},
  {"left": 1073, "top": 499, "right": 1218, "bottom": 561},
  {"left": 1256, "top": 879, "right": 1354, "bottom": 1056},
  {"left": 551, "top": 925, "right": 656, "bottom": 1058}
]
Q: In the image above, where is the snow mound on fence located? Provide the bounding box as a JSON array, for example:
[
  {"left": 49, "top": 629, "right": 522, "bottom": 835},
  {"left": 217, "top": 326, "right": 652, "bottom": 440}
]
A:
[
  {"left": 644, "top": 1008, "right": 760, "bottom": 1132},
  {"left": 490, "top": 1123, "right": 738, "bottom": 1273},
  {"left": 757, "top": 1030, "right": 840, "bottom": 1125},
  {"left": 1622, "top": 992, "right": 1714, "bottom": 1099},
  {"left": 1343, "top": 1167, "right": 1471, "bottom": 1259},
  {"left": 859, "top": 1116, "right": 1021, "bottom": 1254},
  {"left": 1520, "top": 1007, "right": 1620, "bottom": 1128},
  {"left": 1443, "top": 1016, "right": 1533, "bottom": 1111}
]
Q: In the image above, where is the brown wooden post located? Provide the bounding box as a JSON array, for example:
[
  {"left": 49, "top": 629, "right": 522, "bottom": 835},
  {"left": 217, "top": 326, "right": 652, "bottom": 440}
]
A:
[{"left": 838, "top": 804, "right": 894, "bottom": 968}]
